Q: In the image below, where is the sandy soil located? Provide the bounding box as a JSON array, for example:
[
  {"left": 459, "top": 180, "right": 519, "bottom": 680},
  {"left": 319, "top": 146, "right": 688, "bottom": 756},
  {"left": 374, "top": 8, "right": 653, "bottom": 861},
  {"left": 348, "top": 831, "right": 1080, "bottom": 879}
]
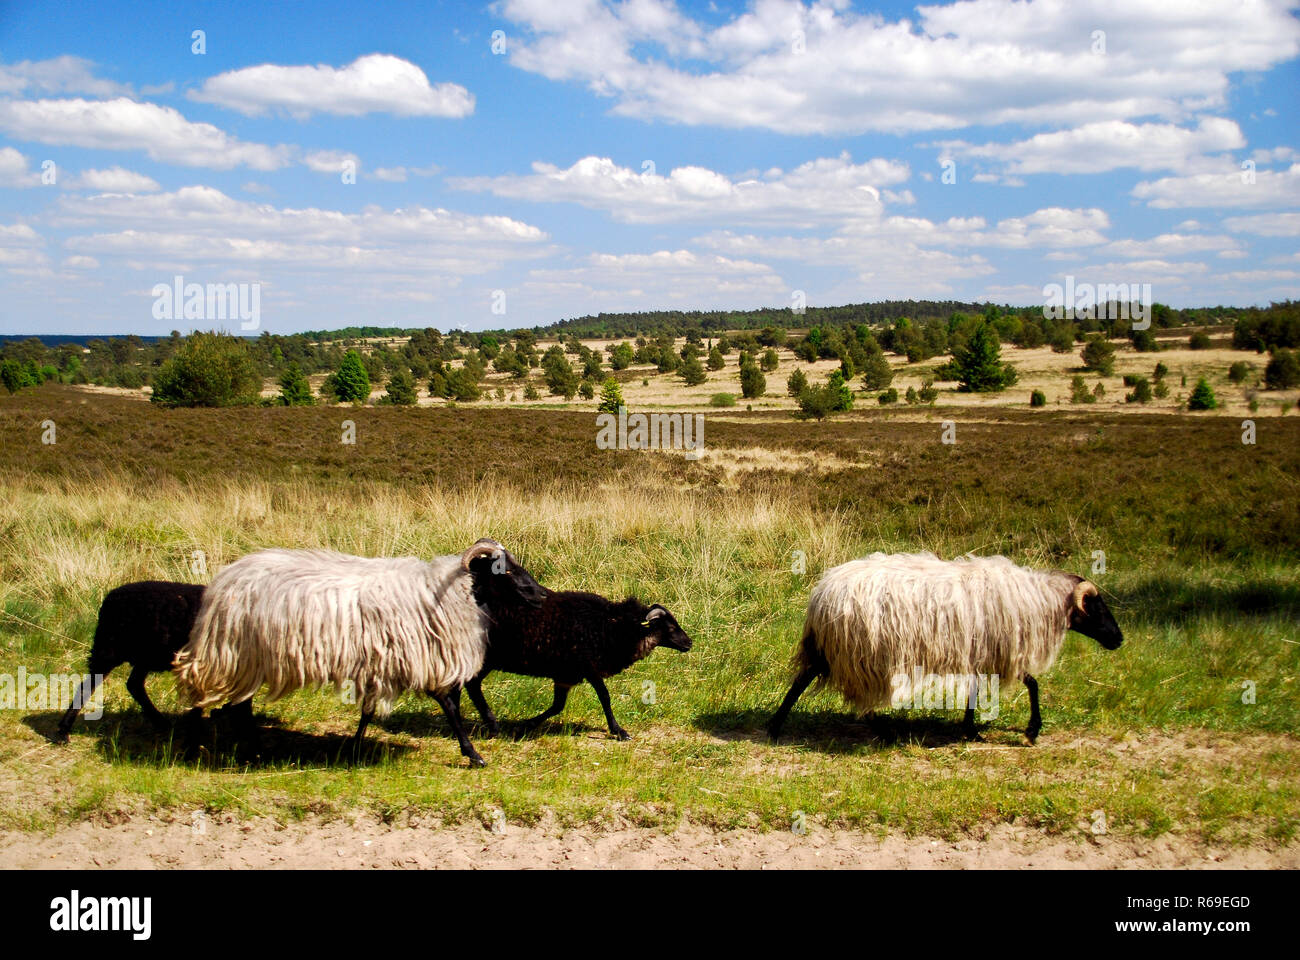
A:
[{"left": 3, "top": 815, "right": 1294, "bottom": 869}]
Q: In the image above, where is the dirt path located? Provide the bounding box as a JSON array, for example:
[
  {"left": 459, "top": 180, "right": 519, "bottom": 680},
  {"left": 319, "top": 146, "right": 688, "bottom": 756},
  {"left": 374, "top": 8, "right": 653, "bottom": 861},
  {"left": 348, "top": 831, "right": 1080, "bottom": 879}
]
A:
[{"left": 3, "top": 815, "right": 1294, "bottom": 869}]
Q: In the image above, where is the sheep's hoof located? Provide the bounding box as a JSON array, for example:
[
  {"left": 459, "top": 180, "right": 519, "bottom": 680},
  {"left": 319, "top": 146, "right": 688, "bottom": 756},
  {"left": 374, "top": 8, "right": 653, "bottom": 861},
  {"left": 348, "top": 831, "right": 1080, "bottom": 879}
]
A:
[
  {"left": 611, "top": 729, "right": 631, "bottom": 742},
  {"left": 1025, "top": 728, "right": 1041, "bottom": 745},
  {"left": 467, "top": 755, "right": 486, "bottom": 768},
  {"left": 51, "top": 731, "right": 70, "bottom": 745}
]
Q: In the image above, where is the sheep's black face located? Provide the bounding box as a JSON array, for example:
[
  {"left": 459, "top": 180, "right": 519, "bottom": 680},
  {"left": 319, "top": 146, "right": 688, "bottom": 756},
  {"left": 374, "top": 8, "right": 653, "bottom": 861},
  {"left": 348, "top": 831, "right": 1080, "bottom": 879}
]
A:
[
  {"left": 468, "top": 549, "right": 547, "bottom": 608},
  {"left": 1070, "top": 592, "right": 1124, "bottom": 650},
  {"left": 646, "top": 604, "right": 693, "bottom": 652}
]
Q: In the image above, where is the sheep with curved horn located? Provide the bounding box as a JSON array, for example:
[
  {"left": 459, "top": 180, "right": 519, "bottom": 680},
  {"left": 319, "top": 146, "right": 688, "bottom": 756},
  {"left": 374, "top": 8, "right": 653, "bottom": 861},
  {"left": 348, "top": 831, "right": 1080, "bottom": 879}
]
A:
[{"left": 173, "top": 538, "right": 545, "bottom": 766}]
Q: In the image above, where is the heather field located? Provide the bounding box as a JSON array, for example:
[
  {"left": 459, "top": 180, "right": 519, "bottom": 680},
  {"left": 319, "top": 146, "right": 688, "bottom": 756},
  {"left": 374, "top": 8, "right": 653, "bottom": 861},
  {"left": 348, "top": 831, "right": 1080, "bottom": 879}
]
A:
[{"left": 0, "top": 385, "right": 1296, "bottom": 857}]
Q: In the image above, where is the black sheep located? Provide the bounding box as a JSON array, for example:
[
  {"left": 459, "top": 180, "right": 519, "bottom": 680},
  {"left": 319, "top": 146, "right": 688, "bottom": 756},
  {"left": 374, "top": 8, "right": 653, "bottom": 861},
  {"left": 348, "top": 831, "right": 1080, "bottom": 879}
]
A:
[
  {"left": 55, "top": 580, "right": 247, "bottom": 742},
  {"left": 462, "top": 585, "right": 693, "bottom": 740}
]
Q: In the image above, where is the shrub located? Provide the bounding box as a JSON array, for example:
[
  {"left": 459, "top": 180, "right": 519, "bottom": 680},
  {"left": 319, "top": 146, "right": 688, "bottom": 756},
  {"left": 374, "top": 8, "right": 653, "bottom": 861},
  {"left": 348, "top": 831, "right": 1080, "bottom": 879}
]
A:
[
  {"left": 0, "top": 358, "right": 35, "bottom": 394},
  {"left": 953, "top": 321, "right": 1015, "bottom": 392},
  {"left": 115, "top": 367, "right": 144, "bottom": 389},
  {"left": 786, "top": 368, "right": 809, "bottom": 397},
  {"left": 917, "top": 379, "right": 938, "bottom": 403},
  {"left": 1187, "top": 378, "right": 1217, "bottom": 410},
  {"left": 1130, "top": 328, "right": 1159, "bottom": 352},
  {"left": 1125, "top": 376, "right": 1152, "bottom": 404},
  {"left": 1228, "top": 360, "right": 1253, "bottom": 384},
  {"left": 381, "top": 368, "right": 417, "bottom": 406},
  {"left": 444, "top": 366, "right": 481, "bottom": 401},
  {"left": 878, "top": 387, "right": 898, "bottom": 404},
  {"left": 706, "top": 347, "right": 725, "bottom": 371},
  {"left": 542, "top": 349, "right": 579, "bottom": 398},
  {"left": 1154, "top": 380, "right": 1170, "bottom": 399},
  {"left": 739, "top": 362, "right": 766, "bottom": 398},
  {"left": 608, "top": 342, "right": 635, "bottom": 370},
  {"left": 709, "top": 392, "right": 736, "bottom": 407},
  {"left": 1081, "top": 336, "right": 1116, "bottom": 375},
  {"left": 1264, "top": 348, "right": 1300, "bottom": 389},
  {"left": 1093, "top": 382, "right": 1106, "bottom": 401},
  {"left": 859, "top": 351, "right": 893, "bottom": 390},
  {"left": 1030, "top": 389, "right": 1046, "bottom": 407},
  {"left": 905, "top": 386, "right": 918, "bottom": 405},
  {"left": 826, "top": 370, "right": 853, "bottom": 411},
  {"left": 1049, "top": 327, "right": 1075, "bottom": 353},
  {"left": 1070, "top": 375, "right": 1095, "bottom": 404},
  {"left": 760, "top": 348, "right": 779, "bottom": 372},
  {"left": 578, "top": 380, "right": 595, "bottom": 400},
  {"left": 278, "top": 363, "right": 315, "bottom": 405},
  {"left": 597, "top": 377, "right": 624, "bottom": 414},
  {"left": 523, "top": 382, "right": 540, "bottom": 401},
  {"left": 492, "top": 346, "right": 527, "bottom": 378},
  {"left": 679, "top": 356, "right": 707, "bottom": 386},
  {"left": 151, "top": 332, "right": 261, "bottom": 407},
  {"left": 795, "top": 385, "right": 835, "bottom": 420},
  {"left": 1189, "top": 331, "right": 1212, "bottom": 350},
  {"left": 931, "top": 359, "right": 961, "bottom": 381},
  {"left": 655, "top": 348, "right": 680, "bottom": 374},
  {"left": 1153, "top": 361, "right": 1169, "bottom": 381}
]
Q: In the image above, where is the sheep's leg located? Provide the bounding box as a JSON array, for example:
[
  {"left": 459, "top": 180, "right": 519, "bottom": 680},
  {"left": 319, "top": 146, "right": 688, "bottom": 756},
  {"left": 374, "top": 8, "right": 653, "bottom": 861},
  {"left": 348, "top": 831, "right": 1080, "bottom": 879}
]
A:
[
  {"left": 961, "top": 676, "right": 981, "bottom": 740},
  {"left": 54, "top": 669, "right": 107, "bottom": 743},
  {"left": 1024, "top": 675, "right": 1042, "bottom": 743},
  {"left": 519, "top": 683, "right": 572, "bottom": 735},
  {"left": 432, "top": 690, "right": 485, "bottom": 768},
  {"left": 464, "top": 674, "right": 500, "bottom": 738},
  {"left": 350, "top": 708, "right": 374, "bottom": 758},
  {"left": 766, "top": 664, "right": 823, "bottom": 741},
  {"left": 125, "top": 665, "right": 168, "bottom": 732},
  {"left": 588, "top": 676, "right": 630, "bottom": 741}
]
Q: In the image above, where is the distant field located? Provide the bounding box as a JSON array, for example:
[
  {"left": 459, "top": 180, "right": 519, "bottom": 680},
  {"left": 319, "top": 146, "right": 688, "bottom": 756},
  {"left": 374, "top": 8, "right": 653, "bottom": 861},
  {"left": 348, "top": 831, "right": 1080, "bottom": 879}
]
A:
[
  {"left": 80, "top": 327, "right": 1300, "bottom": 417},
  {"left": 0, "top": 386, "right": 1296, "bottom": 847}
]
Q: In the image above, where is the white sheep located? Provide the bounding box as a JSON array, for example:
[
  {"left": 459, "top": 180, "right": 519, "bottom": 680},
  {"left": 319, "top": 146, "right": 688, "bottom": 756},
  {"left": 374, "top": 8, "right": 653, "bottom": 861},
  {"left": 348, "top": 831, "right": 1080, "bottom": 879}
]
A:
[
  {"left": 172, "top": 539, "right": 545, "bottom": 765},
  {"left": 767, "top": 552, "right": 1124, "bottom": 743}
]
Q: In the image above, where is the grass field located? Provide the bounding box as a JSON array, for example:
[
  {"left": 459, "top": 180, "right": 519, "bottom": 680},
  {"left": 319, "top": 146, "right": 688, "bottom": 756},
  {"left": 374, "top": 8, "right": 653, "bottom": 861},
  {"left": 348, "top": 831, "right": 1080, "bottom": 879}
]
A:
[{"left": 0, "top": 385, "right": 1296, "bottom": 846}]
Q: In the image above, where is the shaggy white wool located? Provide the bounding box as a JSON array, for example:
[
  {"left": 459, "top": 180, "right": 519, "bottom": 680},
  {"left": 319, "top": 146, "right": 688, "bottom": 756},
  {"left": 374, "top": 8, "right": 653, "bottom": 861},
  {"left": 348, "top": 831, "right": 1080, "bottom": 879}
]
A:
[
  {"left": 173, "top": 549, "right": 487, "bottom": 715},
  {"left": 801, "top": 552, "right": 1077, "bottom": 710}
]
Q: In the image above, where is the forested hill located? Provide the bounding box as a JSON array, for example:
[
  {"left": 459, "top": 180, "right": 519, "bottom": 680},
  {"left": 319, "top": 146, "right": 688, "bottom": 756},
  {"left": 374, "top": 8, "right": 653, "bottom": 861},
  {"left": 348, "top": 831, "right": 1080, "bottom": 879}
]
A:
[
  {"left": 2, "top": 298, "right": 1260, "bottom": 348},
  {"left": 297, "top": 298, "right": 1246, "bottom": 342}
]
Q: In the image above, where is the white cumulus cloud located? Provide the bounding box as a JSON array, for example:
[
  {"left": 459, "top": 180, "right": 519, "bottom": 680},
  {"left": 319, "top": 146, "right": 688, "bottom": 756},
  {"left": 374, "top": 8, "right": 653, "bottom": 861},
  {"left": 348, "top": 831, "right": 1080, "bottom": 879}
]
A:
[{"left": 190, "top": 54, "right": 474, "bottom": 118}]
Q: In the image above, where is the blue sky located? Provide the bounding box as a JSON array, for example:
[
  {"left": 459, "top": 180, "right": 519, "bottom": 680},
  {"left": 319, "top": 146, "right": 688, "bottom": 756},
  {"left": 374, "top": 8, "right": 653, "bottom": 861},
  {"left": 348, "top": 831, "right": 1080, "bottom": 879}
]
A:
[{"left": 1, "top": 0, "right": 1298, "bottom": 335}]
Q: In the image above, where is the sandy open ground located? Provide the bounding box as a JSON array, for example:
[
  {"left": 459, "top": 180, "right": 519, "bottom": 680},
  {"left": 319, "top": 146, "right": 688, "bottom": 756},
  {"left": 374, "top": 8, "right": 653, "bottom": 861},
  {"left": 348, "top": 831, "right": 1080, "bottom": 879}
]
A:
[{"left": 3, "top": 815, "right": 1295, "bottom": 870}]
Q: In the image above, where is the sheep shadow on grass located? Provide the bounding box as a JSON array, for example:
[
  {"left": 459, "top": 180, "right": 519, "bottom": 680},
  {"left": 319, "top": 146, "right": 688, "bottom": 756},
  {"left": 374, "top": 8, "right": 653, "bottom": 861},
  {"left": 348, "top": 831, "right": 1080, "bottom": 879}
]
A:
[
  {"left": 381, "top": 705, "right": 612, "bottom": 743},
  {"left": 26, "top": 709, "right": 417, "bottom": 769},
  {"left": 693, "top": 709, "right": 1024, "bottom": 754}
]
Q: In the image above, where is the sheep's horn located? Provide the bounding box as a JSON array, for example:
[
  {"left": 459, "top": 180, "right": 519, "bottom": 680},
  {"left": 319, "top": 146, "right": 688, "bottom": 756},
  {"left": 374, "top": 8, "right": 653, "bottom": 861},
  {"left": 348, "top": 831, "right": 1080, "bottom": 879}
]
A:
[
  {"left": 460, "top": 538, "right": 503, "bottom": 571},
  {"left": 1073, "top": 579, "right": 1098, "bottom": 613}
]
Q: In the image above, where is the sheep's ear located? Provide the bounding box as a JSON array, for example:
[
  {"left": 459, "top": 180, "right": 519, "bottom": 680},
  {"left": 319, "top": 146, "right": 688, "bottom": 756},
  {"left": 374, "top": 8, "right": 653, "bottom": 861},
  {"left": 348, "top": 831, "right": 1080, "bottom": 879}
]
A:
[{"left": 643, "top": 605, "right": 668, "bottom": 626}]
